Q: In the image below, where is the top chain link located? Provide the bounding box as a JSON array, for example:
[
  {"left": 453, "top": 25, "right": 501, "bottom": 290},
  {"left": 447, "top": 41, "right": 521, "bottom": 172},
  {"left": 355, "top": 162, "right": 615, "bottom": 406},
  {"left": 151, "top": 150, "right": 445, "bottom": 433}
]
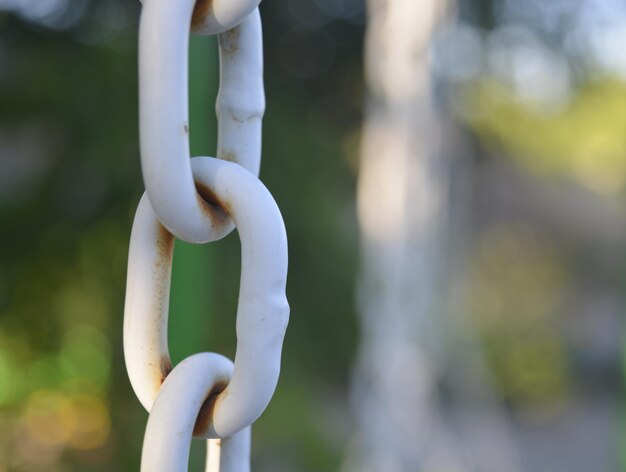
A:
[{"left": 139, "top": 0, "right": 264, "bottom": 244}]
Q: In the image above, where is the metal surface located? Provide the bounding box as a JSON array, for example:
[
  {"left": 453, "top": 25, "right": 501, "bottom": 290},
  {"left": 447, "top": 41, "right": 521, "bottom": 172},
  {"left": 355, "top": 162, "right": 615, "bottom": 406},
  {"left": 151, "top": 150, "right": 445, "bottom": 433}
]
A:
[
  {"left": 124, "top": 157, "right": 289, "bottom": 438},
  {"left": 192, "top": 0, "right": 260, "bottom": 36},
  {"left": 130, "top": 1, "right": 285, "bottom": 468},
  {"left": 140, "top": 353, "right": 251, "bottom": 472},
  {"left": 139, "top": 0, "right": 264, "bottom": 244},
  {"left": 216, "top": 9, "right": 265, "bottom": 177}
]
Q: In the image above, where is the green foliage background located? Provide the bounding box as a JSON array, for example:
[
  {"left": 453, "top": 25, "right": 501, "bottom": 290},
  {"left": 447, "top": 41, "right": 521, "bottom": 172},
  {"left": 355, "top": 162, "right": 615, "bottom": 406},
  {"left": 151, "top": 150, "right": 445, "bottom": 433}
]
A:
[
  {"left": 0, "top": 2, "right": 363, "bottom": 470},
  {"left": 1, "top": 0, "right": 625, "bottom": 470}
]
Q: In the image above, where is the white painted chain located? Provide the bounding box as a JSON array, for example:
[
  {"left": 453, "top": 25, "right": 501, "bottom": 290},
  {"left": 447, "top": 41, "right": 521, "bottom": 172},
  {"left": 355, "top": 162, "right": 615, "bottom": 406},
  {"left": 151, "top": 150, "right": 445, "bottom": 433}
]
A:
[
  {"left": 125, "top": 157, "right": 289, "bottom": 435},
  {"left": 139, "top": 0, "right": 264, "bottom": 243},
  {"left": 141, "top": 353, "right": 252, "bottom": 472},
  {"left": 125, "top": 1, "right": 289, "bottom": 470}
]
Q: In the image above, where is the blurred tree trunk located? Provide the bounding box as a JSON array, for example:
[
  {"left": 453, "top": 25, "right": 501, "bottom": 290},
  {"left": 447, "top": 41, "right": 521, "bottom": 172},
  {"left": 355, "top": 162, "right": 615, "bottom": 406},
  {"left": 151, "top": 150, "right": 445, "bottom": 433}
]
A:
[
  {"left": 344, "top": 1, "right": 521, "bottom": 471},
  {"left": 345, "top": 1, "right": 459, "bottom": 470}
]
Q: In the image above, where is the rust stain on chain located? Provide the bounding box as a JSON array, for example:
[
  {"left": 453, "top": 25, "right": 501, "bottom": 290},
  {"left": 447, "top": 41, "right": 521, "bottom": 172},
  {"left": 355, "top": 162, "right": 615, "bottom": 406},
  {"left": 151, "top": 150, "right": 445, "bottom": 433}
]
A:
[
  {"left": 195, "top": 182, "right": 230, "bottom": 225},
  {"left": 221, "top": 25, "right": 241, "bottom": 56},
  {"left": 219, "top": 150, "right": 238, "bottom": 163},
  {"left": 160, "top": 356, "right": 173, "bottom": 384},
  {"left": 156, "top": 224, "right": 174, "bottom": 263},
  {"left": 191, "top": 0, "right": 213, "bottom": 31},
  {"left": 193, "top": 381, "right": 228, "bottom": 436},
  {"left": 152, "top": 224, "right": 174, "bottom": 319}
]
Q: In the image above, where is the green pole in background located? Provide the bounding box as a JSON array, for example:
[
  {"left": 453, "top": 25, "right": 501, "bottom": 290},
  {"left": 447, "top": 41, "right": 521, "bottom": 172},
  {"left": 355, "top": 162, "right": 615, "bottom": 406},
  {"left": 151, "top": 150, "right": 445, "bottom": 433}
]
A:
[
  {"left": 165, "top": 34, "right": 220, "bottom": 470},
  {"left": 169, "top": 34, "right": 219, "bottom": 363}
]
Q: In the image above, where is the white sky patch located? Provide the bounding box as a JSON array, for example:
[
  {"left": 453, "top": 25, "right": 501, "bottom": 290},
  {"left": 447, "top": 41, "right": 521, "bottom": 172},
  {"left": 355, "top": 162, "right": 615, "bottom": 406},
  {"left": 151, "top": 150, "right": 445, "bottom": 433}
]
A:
[
  {"left": 587, "top": 21, "right": 626, "bottom": 79},
  {"left": 487, "top": 24, "right": 571, "bottom": 108},
  {"left": 0, "top": 0, "right": 68, "bottom": 21}
]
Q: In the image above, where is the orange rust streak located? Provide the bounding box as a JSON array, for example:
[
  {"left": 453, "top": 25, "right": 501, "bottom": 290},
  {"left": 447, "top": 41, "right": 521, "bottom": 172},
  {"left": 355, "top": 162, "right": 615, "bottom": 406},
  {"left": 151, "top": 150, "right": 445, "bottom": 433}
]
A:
[
  {"left": 156, "top": 224, "right": 175, "bottom": 261},
  {"left": 195, "top": 182, "right": 230, "bottom": 225},
  {"left": 191, "top": 0, "right": 213, "bottom": 31},
  {"left": 151, "top": 224, "right": 174, "bottom": 321},
  {"left": 160, "top": 356, "right": 173, "bottom": 384},
  {"left": 193, "top": 381, "right": 228, "bottom": 436},
  {"left": 219, "top": 150, "right": 238, "bottom": 163}
]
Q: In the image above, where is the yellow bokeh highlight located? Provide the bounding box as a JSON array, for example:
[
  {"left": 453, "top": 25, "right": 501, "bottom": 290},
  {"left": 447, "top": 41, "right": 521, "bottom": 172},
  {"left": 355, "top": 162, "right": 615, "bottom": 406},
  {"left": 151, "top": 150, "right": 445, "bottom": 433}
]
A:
[
  {"left": 23, "top": 390, "right": 75, "bottom": 447},
  {"left": 467, "top": 224, "right": 570, "bottom": 410},
  {"left": 23, "top": 390, "right": 110, "bottom": 451},
  {"left": 458, "top": 78, "right": 626, "bottom": 194},
  {"left": 65, "top": 394, "right": 110, "bottom": 450}
]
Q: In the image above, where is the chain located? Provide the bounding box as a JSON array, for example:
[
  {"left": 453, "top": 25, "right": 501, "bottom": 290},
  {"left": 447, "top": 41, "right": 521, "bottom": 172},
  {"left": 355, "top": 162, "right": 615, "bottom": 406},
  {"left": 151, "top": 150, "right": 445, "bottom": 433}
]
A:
[
  {"left": 123, "top": 1, "right": 289, "bottom": 470},
  {"left": 138, "top": 0, "right": 265, "bottom": 243}
]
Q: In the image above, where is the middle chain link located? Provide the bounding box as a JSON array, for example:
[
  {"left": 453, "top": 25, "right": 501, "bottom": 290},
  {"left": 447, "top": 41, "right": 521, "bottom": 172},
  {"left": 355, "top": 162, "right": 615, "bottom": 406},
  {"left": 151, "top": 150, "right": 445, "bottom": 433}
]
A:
[{"left": 125, "top": 157, "right": 289, "bottom": 437}]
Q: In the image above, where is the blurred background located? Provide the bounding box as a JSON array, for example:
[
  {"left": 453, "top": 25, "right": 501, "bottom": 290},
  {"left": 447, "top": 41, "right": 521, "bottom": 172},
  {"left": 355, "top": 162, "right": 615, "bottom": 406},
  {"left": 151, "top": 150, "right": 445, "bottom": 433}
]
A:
[{"left": 0, "top": 0, "right": 624, "bottom": 471}]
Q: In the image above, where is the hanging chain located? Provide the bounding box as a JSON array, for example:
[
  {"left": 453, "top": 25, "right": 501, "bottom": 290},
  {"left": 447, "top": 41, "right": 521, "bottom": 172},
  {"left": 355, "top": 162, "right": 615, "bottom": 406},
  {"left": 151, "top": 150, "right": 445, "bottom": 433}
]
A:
[
  {"left": 123, "top": 1, "right": 289, "bottom": 470},
  {"left": 138, "top": 0, "right": 264, "bottom": 243}
]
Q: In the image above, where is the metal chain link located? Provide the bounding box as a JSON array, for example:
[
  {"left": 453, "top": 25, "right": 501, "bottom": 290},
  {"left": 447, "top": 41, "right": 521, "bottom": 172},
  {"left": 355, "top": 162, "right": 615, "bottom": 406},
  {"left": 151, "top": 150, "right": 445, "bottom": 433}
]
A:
[
  {"left": 124, "top": 1, "right": 289, "bottom": 470},
  {"left": 140, "top": 353, "right": 252, "bottom": 472},
  {"left": 139, "top": 0, "right": 264, "bottom": 243},
  {"left": 125, "top": 157, "right": 289, "bottom": 435}
]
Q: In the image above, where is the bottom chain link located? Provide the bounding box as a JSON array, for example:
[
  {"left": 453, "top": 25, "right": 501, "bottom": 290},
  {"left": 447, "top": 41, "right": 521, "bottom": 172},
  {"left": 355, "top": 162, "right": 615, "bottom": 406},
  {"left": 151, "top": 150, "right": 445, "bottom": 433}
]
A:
[{"left": 141, "top": 353, "right": 250, "bottom": 472}]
